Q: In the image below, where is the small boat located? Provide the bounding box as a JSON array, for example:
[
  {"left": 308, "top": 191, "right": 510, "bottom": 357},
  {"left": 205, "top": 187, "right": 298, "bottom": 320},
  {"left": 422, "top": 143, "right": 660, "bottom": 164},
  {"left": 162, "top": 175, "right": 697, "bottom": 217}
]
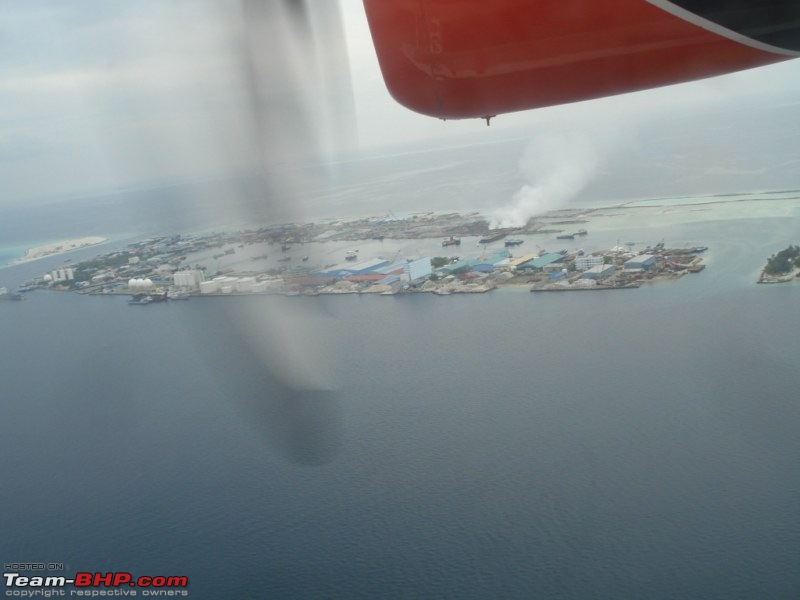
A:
[
  {"left": 504, "top": 239, "right": 523, "bottom": 247},
  {"left": 576, "top": 229, "right": 588, "bottom": 236},
  {"left": 301, "top": 256, "right": 309, "bottom": 262},
  {"left": 128, "top": 295, "right": 152, "bottom": 305},
  {"left": 345, "top": 250, "right": 359, "bottom": 261},
  {"left": 442, "top": 236, "right": 461, "bottom": 247},
  {"left": 556, "top": 233, "right": 575, "bottom": 240}
]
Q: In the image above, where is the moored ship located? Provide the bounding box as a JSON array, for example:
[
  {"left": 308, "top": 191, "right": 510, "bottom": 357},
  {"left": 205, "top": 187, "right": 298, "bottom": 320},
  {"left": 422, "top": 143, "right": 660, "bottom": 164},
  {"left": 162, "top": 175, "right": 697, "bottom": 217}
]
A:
[{"left": 479, "top": 232, "right": 506, "bottom": 244}]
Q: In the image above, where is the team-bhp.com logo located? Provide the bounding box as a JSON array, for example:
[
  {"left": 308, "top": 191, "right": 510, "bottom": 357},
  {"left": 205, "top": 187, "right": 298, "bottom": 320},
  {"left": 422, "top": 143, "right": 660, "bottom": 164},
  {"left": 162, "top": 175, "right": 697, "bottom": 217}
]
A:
[{"left": 4, "top": 571, "right": 189, "bottom": 597}]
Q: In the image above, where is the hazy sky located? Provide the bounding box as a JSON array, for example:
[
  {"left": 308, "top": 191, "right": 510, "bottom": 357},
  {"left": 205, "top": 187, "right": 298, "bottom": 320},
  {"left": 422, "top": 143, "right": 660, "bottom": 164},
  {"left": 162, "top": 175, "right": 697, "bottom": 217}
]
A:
[{"left": 1, "top": 0, "right": 800, "bottom": 208}]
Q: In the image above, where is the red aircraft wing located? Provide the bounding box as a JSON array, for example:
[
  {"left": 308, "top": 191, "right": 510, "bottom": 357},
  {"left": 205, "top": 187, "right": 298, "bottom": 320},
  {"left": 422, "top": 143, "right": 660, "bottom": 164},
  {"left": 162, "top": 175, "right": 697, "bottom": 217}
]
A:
[{"left": 362, "top": 0, "right": 800, "bottom": 120}]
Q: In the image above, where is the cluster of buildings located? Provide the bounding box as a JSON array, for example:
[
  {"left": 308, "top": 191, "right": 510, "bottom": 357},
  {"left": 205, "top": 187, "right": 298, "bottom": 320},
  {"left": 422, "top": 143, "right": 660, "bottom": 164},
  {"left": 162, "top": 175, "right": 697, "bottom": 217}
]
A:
[
  {"left": 36, "top": 215, "right": 704, "bottom": 298},
  {"left": 168, "top": 256, "right": 436, "bottom": 296},
  {"left": 44, "top": 268, "right": 75, "bottom": 283}
]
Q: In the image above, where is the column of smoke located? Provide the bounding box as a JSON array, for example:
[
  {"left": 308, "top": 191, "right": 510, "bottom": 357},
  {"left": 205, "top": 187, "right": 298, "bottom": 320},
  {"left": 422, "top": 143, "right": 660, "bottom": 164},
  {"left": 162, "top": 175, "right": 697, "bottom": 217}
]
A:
[{"left": 490, "top": 128, "right": 609, "bottom": 229}]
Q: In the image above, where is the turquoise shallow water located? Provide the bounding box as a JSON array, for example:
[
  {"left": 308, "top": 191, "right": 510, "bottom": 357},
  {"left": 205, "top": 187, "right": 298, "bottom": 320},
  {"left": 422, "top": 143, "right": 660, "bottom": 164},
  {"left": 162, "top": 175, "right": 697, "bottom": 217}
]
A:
[{"left": 0, "top": 245, "right": 27, "bottom": 266}]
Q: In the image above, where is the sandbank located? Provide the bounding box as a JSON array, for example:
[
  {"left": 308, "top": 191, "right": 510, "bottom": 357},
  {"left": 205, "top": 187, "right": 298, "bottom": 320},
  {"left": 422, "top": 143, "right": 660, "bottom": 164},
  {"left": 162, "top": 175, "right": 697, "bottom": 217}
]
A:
[{"left": 13, "top": 236, "right": 107, "bottom": 265}]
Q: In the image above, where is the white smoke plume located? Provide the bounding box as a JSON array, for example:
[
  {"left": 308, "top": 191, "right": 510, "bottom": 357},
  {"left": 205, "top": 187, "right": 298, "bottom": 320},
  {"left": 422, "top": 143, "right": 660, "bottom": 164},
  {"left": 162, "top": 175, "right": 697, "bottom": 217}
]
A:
[{"left": 490, "top": 127, "right": 610, "bottom": 229}]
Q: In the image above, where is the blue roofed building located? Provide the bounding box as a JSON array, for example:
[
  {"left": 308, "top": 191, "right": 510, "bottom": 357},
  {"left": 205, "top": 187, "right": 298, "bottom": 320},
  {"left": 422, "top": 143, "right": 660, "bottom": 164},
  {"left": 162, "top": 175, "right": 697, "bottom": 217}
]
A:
[
  {"left": 580, "top": 264, "right": 616, "bottom": 280},
  {"left": 405, "top": 257, "right": 432, "bottom": 282},
  {"left": 438, "top": 259, "right": 471, "bottom": 275},
  {"left": 313, "top": 258, "right": 391, "bottom": 279},
  {"left": 515, "top": 252, "right": 564, "bottom": 270},
  {"left": 471, "top": 250, "right": 509, "bottom": 273},
  {"left": 470, "top": 261, "right": 495, "bottom": 273}
]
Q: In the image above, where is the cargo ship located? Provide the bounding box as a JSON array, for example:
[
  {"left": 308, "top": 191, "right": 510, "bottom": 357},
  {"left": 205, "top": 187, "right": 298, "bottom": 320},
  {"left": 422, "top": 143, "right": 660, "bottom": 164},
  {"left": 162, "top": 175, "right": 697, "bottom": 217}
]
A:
[
  {"left": 129, "top": 292, "right": 167, "bottom": 305},
  {"left": 504, "top": 239, "right": 523, "bottom": 247},
  {"left": 479, "top": 232, "right": 506, "bottom": 244}
]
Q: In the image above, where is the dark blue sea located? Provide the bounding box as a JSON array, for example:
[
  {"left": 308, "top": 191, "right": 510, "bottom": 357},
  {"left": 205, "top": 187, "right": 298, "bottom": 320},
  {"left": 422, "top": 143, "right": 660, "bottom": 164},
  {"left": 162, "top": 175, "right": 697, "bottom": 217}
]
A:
[{"left": 2, "top": 189, "right": 800, "bottom": 598}]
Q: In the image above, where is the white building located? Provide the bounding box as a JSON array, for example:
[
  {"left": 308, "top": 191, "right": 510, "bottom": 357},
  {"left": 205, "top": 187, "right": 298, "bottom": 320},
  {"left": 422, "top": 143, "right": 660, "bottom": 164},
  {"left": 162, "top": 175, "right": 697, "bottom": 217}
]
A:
[
  {"left": 92, "top": 272, "right": 113, "bottom": 284},
  {"left": 51, "top": 268, "right": 75, "bottom": 282},
  {"left": 574, "top": 255, "right": 604, "bottom": 271},
  {"left": 235, "top": 277, "right": 256, "bottom": 293},
  {"left": 173, "top": 270, "right": 205, "bottom": 290},
  {"left": 214, "top": 276, "right": 238, "bottom": 294},
  {"left": 199, "top": 280, "right": 219, "bottom": 294}
]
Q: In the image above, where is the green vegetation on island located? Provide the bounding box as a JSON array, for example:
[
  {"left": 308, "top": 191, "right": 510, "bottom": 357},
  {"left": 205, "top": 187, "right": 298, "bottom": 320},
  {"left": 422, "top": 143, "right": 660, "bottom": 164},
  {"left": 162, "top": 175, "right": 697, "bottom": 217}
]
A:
[
  {"left": 764, "top": 245, "right": 800, "bottom": 275},
  {"left": 759, "top": 245, "right": 800, "bottom": 283}
]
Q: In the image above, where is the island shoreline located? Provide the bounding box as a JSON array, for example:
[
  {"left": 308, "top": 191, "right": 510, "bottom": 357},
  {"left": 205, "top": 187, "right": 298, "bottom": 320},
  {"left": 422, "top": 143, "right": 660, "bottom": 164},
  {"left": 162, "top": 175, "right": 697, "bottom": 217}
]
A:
[{"left": 11, "top": 236, "right": 108, "bottom": 265}]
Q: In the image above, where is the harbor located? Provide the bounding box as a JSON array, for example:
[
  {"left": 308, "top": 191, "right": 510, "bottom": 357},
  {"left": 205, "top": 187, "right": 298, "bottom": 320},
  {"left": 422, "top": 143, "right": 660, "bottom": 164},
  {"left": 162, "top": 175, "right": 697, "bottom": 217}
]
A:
[
  {"left": 6, "top": 206, "right": 713, "bottom": 301},
  {"left": 11, "top": 190, "right": 800, "bottom": 302}
]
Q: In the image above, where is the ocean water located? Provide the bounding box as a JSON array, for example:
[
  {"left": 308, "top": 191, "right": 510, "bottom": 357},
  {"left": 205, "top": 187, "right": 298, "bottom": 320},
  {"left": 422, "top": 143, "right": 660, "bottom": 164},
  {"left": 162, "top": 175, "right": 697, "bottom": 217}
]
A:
[{"left": 1, "top": 205, "right": 799, "bottom": 598}]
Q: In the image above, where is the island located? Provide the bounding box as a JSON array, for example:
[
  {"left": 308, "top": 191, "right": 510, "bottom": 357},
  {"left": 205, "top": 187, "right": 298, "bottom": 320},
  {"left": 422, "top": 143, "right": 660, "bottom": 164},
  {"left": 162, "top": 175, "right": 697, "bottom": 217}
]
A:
[
  {"left": 13, "top": 236, "right": 107, "bottom": 265},
  {"left": 12, "top": 210, "right": 708, "bottom": 300},
  {"left": 758, "top": 245, "right": 800, "bottom": 283}
]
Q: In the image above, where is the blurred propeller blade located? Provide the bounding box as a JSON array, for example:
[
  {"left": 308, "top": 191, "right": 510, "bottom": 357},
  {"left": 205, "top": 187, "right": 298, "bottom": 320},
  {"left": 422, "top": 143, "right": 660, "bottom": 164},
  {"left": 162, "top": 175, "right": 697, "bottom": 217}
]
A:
[
  {"left": 284, "top": 0, "right": 311, "bottom": 35},
  {"left": 206, "top": 0, "right": 357, "bottom": 463},
  {"left": 239, "top": 0, "right": 356, "bottom": 177}
]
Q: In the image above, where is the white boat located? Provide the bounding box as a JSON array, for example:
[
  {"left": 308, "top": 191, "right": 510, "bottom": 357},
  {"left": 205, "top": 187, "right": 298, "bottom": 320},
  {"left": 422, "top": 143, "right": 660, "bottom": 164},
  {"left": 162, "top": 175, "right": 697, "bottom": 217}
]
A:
[{"left": 345, "top": 250, "right": 359, "bottom": 261}]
